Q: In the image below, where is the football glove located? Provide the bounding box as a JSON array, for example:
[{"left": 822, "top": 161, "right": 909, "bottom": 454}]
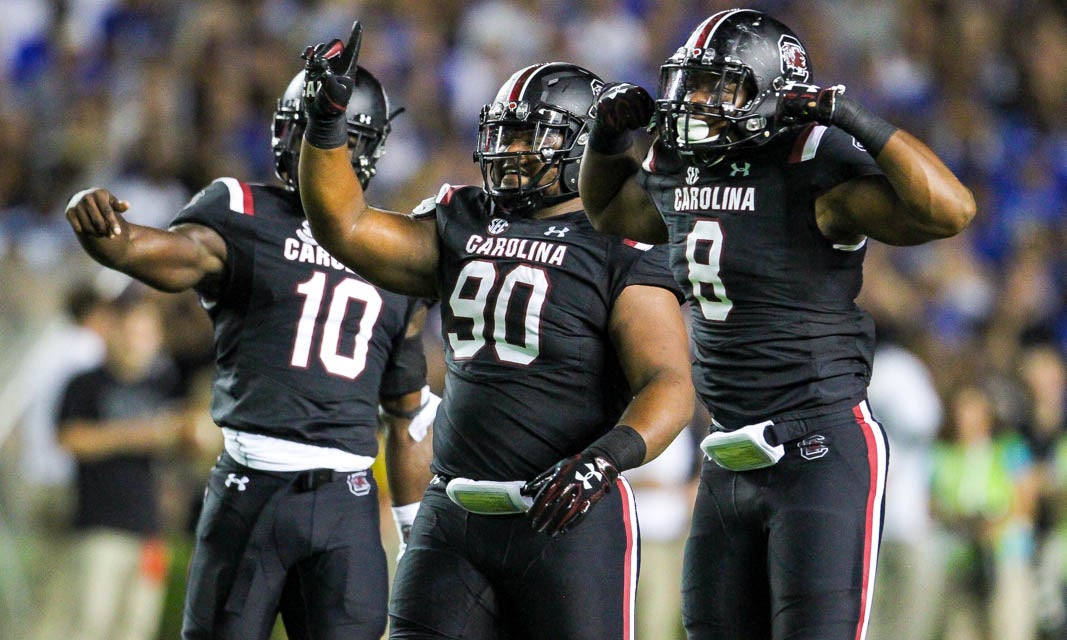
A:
[
  {"left": 524, "top": 452, "right": 619, "bottom": 537},
  {"left": 588, "top": 82, "right": 654, "bottom": 154},
  {"left": 775, "top": 81, "right": 843, "bottom": 126},
  {"left": 300, "top": 21, "right": 362, "bottom": 148}
]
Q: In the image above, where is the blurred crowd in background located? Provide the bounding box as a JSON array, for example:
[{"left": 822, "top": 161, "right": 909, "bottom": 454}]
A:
[{"left": 0, "top": 0, "right": 1066, "bottom": 638}]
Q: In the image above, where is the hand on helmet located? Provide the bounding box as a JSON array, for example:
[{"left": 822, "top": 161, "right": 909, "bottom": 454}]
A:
[
  {"left": 65, "top": 188, "right": 129, "bottom": 238},
  {"left": 775, "top": 81, "right": 843, "bottom": 126},
  {"left": 523, "top": 451, "right": 619, "bottom": 537},
  {"left": 300, "top": 21, "right": 362, "bottom": 148}
]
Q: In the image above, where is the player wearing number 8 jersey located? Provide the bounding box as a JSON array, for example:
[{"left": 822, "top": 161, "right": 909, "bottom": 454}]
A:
[
  {"left": 65, "top": 63, "right": 435, "bottom": 640},
  {"left": 299, "top": 25, "right": 695, "bottom": 639},
  {"left": 579, "top": 8, "right": 976, "bottom": 640}
]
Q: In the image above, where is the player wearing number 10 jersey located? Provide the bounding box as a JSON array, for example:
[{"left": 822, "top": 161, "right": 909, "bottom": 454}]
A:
[
  {"left": 65, "top": 66, "right": 434, "bottom": 640},
  {"left": 299, "top": 42, "right": 695, "bottom": 638}
]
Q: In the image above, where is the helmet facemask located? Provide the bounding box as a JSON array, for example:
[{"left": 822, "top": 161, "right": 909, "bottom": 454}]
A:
[
  {"left": 271, "top": 69, "right": 392, "bottom": 191},
  {"left": 656, "top": 10, "right": 814, "bottom": 164},
  {"left": 475, "top": 100, "right": 586, "bottom": 217},
  {"left": 656, "top": 54, "right": 774, "bottom": 161}
]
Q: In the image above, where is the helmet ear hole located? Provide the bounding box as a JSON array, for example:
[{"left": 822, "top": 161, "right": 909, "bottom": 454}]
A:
[{"left": 561, "top": 160, "right": 579, "bottom": 193}]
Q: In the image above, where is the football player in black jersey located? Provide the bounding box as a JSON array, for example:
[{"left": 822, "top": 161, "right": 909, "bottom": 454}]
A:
[
  {"left": 298, "top": 23, "right": 695, "bottom": 640},
  {"left": 65, "top": 62, "right": 435, "bottom": 640},
  {"left": 578, "top": 9, "right": 976, "bottom": 640}
]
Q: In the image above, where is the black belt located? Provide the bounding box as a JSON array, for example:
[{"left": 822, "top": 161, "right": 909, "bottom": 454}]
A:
[
  {"left": 219, "top": 451, "right": 359, "bottom": 492},
  {"left": 294, "top": 468, "right": 352, "bottom": 492}
]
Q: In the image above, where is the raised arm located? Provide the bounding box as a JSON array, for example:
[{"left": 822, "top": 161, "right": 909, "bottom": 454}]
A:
[
  {"left": 65, "top": 188, "right": 225, "bottom": 294},
  {"left": 298, "top": 25, "right": 439, "bottom": 298},
  {"left": 579, "top": 82, "right": 669, "bottom": 243},
  {"left": 777, "top": 83, "right": 977, "bottom": 246}
]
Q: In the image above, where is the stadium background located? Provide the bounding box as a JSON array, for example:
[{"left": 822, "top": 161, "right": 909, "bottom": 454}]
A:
[{"left": 0, "top": 0, "right": 1065, "bottom": 638}]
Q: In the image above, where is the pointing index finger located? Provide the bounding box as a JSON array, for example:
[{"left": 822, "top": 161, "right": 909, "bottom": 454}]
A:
[{"left": 341, "top": 20, "right": 362, "bottom": 77}]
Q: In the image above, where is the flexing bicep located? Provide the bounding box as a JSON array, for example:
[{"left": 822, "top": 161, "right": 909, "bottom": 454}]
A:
[
  {"left": 609, "top": 285, "right": 695, "bottom": 463},
  {"left": 817, "top": 131, "right": 976, "bottom": 246},
  {"left": 580, "top": 149, "right": 667, "bottom": 243}
]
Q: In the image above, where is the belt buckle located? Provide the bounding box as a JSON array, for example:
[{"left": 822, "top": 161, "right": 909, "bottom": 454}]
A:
[{"left": 297, "top": 468, "right": 334, "bottom": 492}]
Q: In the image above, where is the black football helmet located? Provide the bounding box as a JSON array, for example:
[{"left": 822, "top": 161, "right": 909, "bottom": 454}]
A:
[
  {"left": 656, "top": 9, "right": 812, "bottom": 161},
  {"left": 475, "top": 62, "right": 603, "bottom": 216},
  {"left": 272, "top": 66, "right": 395, "bottom": 190}
]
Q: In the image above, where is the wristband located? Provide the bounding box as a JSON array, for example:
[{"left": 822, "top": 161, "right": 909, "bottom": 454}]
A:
[
  {"left": 584, "top": 425, "right": 647, "bottom": 472},
  {"left": 304, "top": 114, "right": 348, "bottom": 150},
  {"left": 587, "top": 122, "right": 634, "bottom": 155},
  {"left": 830, "top": 95, "right": 898, "bottom": 157}
]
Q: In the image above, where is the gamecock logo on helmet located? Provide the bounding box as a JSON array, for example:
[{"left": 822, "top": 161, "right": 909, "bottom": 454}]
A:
[{"left": 778, "top": 35, "right": 810, "bottom": 81}]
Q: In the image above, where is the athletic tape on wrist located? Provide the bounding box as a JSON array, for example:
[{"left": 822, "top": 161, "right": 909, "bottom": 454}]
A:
[
  {"left": 587, "top": 123, "right": 634, "bottom": 155},
  {"left": 585, "top": 424, "right": 647, "bottom": 472},
  {"left": 831, "top": 95, "right": 898, "bottom": 157},
  {"left": 304, "top": 115, "right": 348, "bottom": 150}
]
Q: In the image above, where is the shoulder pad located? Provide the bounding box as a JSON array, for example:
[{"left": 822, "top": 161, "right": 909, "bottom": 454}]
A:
[
  {"left": 412, "top": 183, "right": 473, "bottom": 219},
  {"left": 186, "top": 177, "right": 255, "bottom": 216},
  {"left": 787, "top": 124, "right": 829, "bottom": 164}
]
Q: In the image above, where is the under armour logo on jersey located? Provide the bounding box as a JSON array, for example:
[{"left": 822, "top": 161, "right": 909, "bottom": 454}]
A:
[
  {"left": 799, "top": 435, "right": 829, "bottom": 461},
  {"left": 544, "top": 226, "right": 570, "bottom": 238},
  {"left": 225, "top": 473, "right": 250, "bottom": 491},
  {"left": 487, "top": 218, "right": 510, "bottom": 235},
  {"left": 686, "top": 166, "right": 700, "bottom": 185},
  {"left": 729, "top": 162, "right": 751, "bottom": 177},
  {"left": 574, "top": 463, "right": 603, "bottom": 489}
]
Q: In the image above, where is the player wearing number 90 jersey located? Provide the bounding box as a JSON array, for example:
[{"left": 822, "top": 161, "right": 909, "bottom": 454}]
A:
[
  {"left": 65, "top": 65, "right": 435, "bottom": 640},
  {"left": 425, "top": 184, "right": 681, "bottom": 482},
  {"left": 300, "top": 53, "right": 696, "bottom": 639}
]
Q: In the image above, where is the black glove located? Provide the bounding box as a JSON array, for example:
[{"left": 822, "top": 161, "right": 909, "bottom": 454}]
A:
[
  {"left": 775, "top": 81, "right": 842, "bottom": 126},
  {"left": 300, "top": 21, "right": 362, "bottom": 148},
  {"left": 588, "top": 82, "right": 654, "bottom": 154},
  {"left": 524, "top": 452, "right": 619, "bottom": 536},
  {"left": 776, "top": 80, "right": 898, "bottom": 156}
]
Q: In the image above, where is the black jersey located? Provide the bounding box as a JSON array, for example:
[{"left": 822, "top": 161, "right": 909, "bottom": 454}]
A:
[
  {"left": 171, "top": 178, "right": 424, "bottom": 457},
  {"left": 637, "top": 125, "right": 882, "bottom": 427},
  {"left": 415, "top": 185, "right": 681, "bottom": 480}
]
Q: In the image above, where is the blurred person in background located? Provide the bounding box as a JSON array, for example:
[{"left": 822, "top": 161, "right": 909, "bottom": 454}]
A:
[
  {"left": 1017, "top": 343, "right": 1067, "bottom": 639},
  {"left": 931, "top": 382, "right": 1040, "bottom": 640},
  {"left": 299, "top": 27, "right": 695, "bottom": 637},
  {"left": 623, "top": 424, "right": 699, "bottom": 640},
  {"left": 579, "top": 7, "right": 975, "bottom": 639},
  {"left": 43, "top": 292, "right": 195, "bottom": 640},
  {"left": 866, "top": 327, "right": 944, "bottom": 640},
  {"left": 63, "top": 58, "right": 436, "bottom": 640}
]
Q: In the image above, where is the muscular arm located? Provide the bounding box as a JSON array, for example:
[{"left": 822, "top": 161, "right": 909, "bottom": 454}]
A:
[
  {"left": 818, "top": 130, "right": 977, "bottom": 247},
  {"left": 609, "top": 285, "right": 695, "bottom": 463},
  {"left": 66, "top": 188, "right": 226, "bottom": 294},
  {"left": 579, "top": 146, "right": 669, "bottom": 243},
  {"left": 297, "top": 143, "right": 439, "bottom": 298}
]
